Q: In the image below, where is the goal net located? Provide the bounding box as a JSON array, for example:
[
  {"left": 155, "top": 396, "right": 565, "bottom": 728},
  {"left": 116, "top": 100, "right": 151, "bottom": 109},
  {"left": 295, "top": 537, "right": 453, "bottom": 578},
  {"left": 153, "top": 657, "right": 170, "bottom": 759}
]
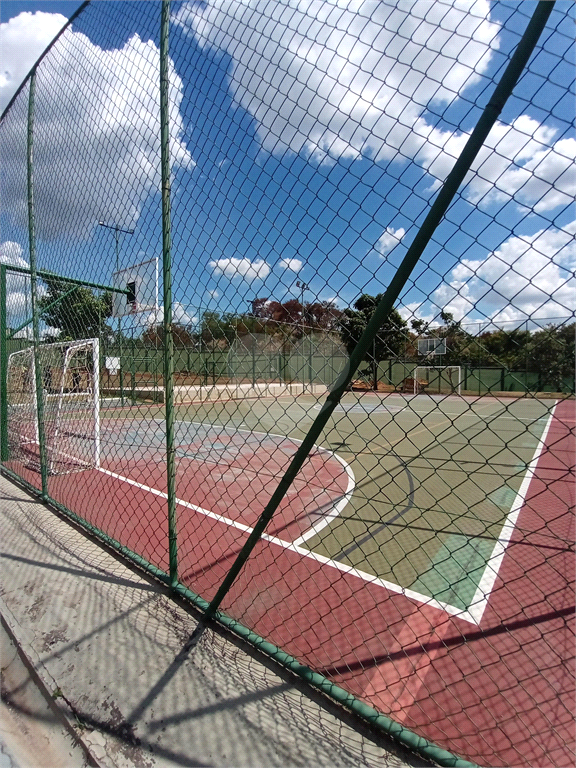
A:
[
  {"left": 6, "top": 339, "right": 100, "bottom": 474},
  {"left": 413, "top": 366, "right": 462, "bottom": 395}
]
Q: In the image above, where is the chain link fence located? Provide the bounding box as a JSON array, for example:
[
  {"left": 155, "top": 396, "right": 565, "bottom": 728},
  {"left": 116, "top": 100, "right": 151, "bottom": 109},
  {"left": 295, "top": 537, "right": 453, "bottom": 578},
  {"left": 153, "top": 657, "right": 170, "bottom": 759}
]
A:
[{"left": 1, "top": 2, "right": 574, "bottom": 766}]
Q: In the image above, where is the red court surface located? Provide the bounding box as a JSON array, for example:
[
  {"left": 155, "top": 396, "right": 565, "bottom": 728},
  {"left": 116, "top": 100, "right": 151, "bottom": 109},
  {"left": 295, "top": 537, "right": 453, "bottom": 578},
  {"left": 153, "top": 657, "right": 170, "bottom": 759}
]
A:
[{"left": 4, "top": 400, "right": 574, "bottom": 767}]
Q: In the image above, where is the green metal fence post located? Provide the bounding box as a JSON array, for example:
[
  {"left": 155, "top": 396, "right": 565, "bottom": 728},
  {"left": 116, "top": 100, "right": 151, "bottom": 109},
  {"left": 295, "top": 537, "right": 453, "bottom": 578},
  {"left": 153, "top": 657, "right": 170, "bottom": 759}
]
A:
[
  {"left": 196, "top": 0, "right": 556, "bottom": 629},
  {"left": 27, "top": 70, "right": 49, "bottom": 499},
  {"left": 131, "top": 336, "right": 136, "bottom": 403},
  {"left": 160, "top": 0, "right": 178, "bottom": 587}
]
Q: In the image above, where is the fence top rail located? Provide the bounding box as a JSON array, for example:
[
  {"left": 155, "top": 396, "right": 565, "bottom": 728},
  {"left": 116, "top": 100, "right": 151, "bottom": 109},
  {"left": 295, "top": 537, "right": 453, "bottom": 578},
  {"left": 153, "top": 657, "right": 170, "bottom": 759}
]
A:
[{"left": 2, "top": 264, "right": 128, "bottom": 295}]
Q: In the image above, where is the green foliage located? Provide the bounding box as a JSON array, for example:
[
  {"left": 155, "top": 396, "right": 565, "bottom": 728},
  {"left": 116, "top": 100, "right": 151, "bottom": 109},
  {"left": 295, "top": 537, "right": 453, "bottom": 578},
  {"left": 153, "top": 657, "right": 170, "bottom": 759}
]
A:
[
  {"left": 141, "top": 323, "right": 196, "bottom": 348},
  {"left": 338, "top": 295, "right": 407, "bottom": 385},
  {"left": 475, "top": 328, "right": 532, "bottom": 368},
  {"left": 198, "top": 310, "right": 238, "bottom": 349},
  {"left": 339, "top": 295, "right": 407, "bottom": 357},
  {"left": 39, "top": 277, "right": 112, "bottom": 342},
  {"left": 525, "top": 323, "right": 575, "bottom": 391}
]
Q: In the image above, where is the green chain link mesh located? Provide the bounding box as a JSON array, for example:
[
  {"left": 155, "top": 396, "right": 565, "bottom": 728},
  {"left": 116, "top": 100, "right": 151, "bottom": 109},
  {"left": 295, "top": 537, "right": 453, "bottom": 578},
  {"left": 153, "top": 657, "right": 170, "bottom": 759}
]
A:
[{"left": 1, "top": 2, "right": 574, "bottom": 766}]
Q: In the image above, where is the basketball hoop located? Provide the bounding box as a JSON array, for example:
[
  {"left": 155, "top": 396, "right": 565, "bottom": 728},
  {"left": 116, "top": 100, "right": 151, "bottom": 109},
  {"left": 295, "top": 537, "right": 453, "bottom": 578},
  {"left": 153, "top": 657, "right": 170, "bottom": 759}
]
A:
[{"left": 112, "top": 258, "right": 158, "bottom": 318}]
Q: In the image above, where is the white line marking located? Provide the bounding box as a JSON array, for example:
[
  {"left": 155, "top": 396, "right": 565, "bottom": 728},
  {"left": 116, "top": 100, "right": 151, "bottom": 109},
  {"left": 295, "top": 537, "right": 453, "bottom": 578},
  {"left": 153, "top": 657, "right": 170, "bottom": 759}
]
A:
[
  {"left": 96, "top": 465, "right": 479, "bottom": 625},
  {"left": 292, "top": 455, "right": 355, "bottom": 546},
  {"left": 96, "top": 407, "right": 561, "bottom": 626},
  {"left": 466, "top": 401, "right": 558, "bottom": 624}
]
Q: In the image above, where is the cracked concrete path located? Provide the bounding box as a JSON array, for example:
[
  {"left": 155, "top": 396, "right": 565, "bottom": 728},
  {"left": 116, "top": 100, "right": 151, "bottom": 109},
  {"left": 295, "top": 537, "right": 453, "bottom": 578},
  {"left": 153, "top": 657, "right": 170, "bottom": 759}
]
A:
[{"left": 0, "top": 474, "right": 428, "bottom": 768}]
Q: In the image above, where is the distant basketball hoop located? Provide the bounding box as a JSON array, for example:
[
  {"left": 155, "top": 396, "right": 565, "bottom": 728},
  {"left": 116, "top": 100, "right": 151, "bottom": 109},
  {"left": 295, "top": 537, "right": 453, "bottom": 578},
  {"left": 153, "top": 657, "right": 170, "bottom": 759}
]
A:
[
  {"left": 112, "top": 258, "right": 158, "bottom": 318},
  {"left": 417, "top": 337, "right": 447, "bottom": 357}
]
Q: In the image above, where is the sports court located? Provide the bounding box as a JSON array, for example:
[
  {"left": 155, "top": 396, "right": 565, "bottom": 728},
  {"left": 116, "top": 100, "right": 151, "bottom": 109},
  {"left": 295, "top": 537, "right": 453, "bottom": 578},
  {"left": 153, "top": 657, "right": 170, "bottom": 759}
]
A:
[
  {"left": 4, "top": 374, "right": 575, "bottom": 765},
  {"left": 7, "top": 388, "right": 572, "bottom": 607}
]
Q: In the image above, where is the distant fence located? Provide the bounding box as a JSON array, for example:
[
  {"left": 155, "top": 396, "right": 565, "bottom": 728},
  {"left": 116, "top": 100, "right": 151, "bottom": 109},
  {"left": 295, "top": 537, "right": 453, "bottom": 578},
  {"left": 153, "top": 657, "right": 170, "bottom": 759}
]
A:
[{"left": 8, "top": 337, "right": 572, "bottom": 395}]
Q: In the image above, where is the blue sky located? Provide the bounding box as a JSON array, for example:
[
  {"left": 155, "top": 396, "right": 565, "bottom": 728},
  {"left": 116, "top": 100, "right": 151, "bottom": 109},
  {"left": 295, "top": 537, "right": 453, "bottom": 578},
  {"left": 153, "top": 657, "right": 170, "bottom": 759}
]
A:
[{"left": 1, "top": 1, "right": 574, "bottom": 336}]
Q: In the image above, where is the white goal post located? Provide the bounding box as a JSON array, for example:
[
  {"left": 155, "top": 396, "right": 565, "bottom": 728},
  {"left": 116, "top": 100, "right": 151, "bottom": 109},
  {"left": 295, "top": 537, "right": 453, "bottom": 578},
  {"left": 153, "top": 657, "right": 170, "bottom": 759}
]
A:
[
  {"left": 6, "top": 339, "right": 100, "bottom": 474},
  {"left": 413, "top": 365, "right": 462, "bottom": 395}
]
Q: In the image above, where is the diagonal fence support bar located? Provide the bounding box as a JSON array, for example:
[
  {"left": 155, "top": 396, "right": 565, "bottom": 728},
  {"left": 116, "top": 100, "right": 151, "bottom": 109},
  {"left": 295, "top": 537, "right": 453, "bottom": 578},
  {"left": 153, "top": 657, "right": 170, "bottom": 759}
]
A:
[
  {"left": 4, "top": 264, "right": 130, "bottom": 294},
  {"left": 3, "top": 265, "right": 129, "bottom": 340},
  {"left": 198, "top": 0, "right": 556, "bottom": 627}
]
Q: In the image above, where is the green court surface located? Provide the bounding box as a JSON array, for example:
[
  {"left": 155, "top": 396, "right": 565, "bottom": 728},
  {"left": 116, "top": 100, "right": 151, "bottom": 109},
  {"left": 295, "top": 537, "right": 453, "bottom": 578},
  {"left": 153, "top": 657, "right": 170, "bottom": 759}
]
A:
[{"left": 161, "top": 391, "right": 555, "bottom": 618}]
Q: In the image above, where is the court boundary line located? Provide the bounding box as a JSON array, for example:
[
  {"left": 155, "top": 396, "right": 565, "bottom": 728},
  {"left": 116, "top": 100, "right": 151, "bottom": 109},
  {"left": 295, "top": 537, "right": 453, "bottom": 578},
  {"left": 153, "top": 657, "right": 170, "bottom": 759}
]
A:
[
  {"left": 466, "top": 400, "right": 558, "bottom": 624},
  {"left": 94, "top": 403, "right": 561, "bottom": 626},
  {"left": 22, "top": 404, "right": 560, "bottom": 626},
  {"left": 153, "top": 417, "right": 356, "bottom": 532},
  {"left": 96, "top": 463, "right": 480, "bottom": 625}
]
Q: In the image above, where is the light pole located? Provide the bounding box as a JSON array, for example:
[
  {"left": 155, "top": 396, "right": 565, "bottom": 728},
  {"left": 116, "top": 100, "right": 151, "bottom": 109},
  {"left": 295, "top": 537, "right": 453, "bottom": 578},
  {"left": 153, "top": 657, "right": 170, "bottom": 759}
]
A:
[
  {"left": 296, "top": 280, "right": 311, "bottom": 390},
  {"left": 98, "top": 221, "right": 134, "bottom": 405}
]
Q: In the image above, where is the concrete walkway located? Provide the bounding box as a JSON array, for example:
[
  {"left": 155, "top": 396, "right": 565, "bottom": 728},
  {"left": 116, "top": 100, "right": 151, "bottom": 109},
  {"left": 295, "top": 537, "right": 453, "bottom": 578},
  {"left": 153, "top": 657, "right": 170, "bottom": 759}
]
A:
[{"left": 0, "top": 473, "right": 428, "bottom": 768}]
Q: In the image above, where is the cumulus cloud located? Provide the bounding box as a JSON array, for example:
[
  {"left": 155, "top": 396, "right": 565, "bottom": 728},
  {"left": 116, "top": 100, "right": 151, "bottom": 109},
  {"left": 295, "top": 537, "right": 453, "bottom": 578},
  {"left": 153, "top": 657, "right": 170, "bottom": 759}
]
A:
[
  {"left": 417, "top": 115, "right": 576, "bottom": 212},
  {"left": 278, "top": 257, "right": 303, "bottom": 271},
  {"left": 210, "top": 256, "right": 271, "bottom": 281},
  {"left": 0, "top": 240, "right": 27, "bottom": 269},
  {"left": 0, "top": 241, "right": 49, "bottom": 329},
  {"left": 174, "top": 0, "right": 572, "bottom": 214},
  {"left": 174, "top": 0, "right": 499, "bottom": 164},
  {"left": 144, "top": 302, "right": 197, "bottom": 327},
  {"left": 429, "top": 222, "right": 576, "bottom": 324},
  {"left": 375, "top": 226, "right": 405, "bottom": 256},
  {"left": 398, "top": 302, "right": 439, "bottom": 327},
  {"left": 1, "top": 241, "right": 31, "bottom": 322},
  {"left": 0, "top": 11, "right": 69, "bottom": 111},
  {"left": 1, "top": 14, "right": 193, "bottom": 239}
]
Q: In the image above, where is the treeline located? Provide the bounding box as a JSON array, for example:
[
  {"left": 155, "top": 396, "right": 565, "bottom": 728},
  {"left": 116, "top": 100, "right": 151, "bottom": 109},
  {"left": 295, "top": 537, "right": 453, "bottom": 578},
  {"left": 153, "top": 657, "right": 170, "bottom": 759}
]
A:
[{"left": 36, "top": 279, "right": 574, "bottom": 392}]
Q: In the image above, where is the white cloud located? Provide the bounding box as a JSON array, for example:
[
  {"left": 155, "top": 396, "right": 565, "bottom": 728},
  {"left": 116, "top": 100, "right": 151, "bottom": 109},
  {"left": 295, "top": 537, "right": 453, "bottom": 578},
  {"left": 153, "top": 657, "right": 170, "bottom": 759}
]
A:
[
  {"left": 173, "top": 1, "right": 572, "bottom": 214},
  {"left": 278, "top": 257, "right": 303, "bottom": 271},
  {"left": 0, "top": 240, "right": 27, "bottom": 268},
  {"left": 1, "top": 241, "right": 31, "bottom": 323},
  {"left": 375, "top": 227, "right": 405, "bottom": 256},
  {"left": 144, "top": 302, "right": 197, "bottom": 327},
  {"left": 430, "top": 222, "right": 576, "bottom": 323},
  {"left": 398, "top": 302, "right": 439, "bottom": 327},
  {"left": 1, "top": 14, "right": 193, "bottom": 239},
  {"left": 418, "top": 116, "right": 576, "bottom": 212},
  {"left": 0, "top": 11, "right": 69, "bottom": 111},
  {"left": 0, "top": 241, "right": 49, "bottom": 328},
  {"left": 210, "top": 256, "right": 271, "bottom": 281},
  {"left": 174, "top": 0, "right": 499, "bottom": 164}
]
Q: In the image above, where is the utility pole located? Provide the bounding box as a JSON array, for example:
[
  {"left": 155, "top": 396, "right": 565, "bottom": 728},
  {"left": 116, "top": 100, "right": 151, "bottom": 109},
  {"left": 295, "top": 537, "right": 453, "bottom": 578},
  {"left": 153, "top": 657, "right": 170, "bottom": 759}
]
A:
[
  {"left": 296, "top": 280, "right": 311, "bottom": 391},
  {"left": 98, "top": 221, "right": 134, "bottom": 406}
]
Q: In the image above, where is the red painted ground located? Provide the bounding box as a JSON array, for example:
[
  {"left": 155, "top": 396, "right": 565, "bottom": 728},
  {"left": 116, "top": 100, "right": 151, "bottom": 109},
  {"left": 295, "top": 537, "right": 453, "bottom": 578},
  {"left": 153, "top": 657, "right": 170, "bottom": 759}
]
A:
[{"left": 3, "top": 401, "right": 574, "bottom": 767}]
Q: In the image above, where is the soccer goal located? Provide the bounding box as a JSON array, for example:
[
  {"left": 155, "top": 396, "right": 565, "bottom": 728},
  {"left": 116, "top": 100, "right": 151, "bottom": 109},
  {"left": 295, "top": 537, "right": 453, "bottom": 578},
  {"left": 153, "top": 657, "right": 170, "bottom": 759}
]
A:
[
  {"left": 413, "top": 365, "right": 462, "bottom": 395},
  {"left": 6, "top": 339, "right": 100, "bottom": 474}
]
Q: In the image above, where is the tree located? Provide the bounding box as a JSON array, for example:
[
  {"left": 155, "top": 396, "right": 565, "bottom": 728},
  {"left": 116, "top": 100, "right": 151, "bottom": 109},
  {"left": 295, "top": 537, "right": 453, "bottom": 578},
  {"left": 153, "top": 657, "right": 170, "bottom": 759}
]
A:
[
  {"left": 38, "top": 277, "right": 113, "bottom": 342},
  {"left": 305, "top": 301, "right": 342, "bottom": 332},
  {"left": 338, "top": 294, "right": 407, "bottom": 388},
  {"left": 474, "top": 327, "right": 532, "bottom": 368},
  {"left": 525, "top": 322, "right": 575, "bottom": 391},
  {"left": 197, "top": 310, "right": 238, "bottom": 350},
  {"left": 434, "top": 311, "right": 474, "bottom": 365},
  {"left": 141, "top": 323, "right": 195, "bottom": 348},
  {"left": 251, "top": 296, "right": 342, "bottom": 338}
]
